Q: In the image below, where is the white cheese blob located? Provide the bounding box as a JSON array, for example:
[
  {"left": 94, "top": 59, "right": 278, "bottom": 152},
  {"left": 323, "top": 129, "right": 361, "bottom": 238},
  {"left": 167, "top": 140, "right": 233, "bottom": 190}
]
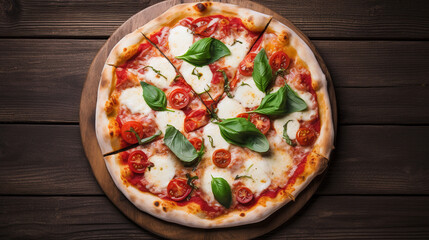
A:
[
  {"left": 202, "top": 123, "right": 230, "bottom": 155},
  {"left": 233, "top": 77, "right": 265, "bottom": 108},
  {"left": 155, "top": 110, "right": 185, "bottom": 134},
  {"left": 239, "top": 155, "right": 271, "bottom": 197},
  {"left": 142, "top": 57, "right": 177, "bottom": 89},
  {"left": 201, "top": 165, "right": 234, "bottom": 204},
  {"left": 144, "top": 153, "right": 177, "bottom": 193},
  {"left": 168, "top": 26, "right": 194, "bottom": 57},
  {"left": 297, "top": 91, "right": 317, "bottom": 121},
  {"left": 262, "top": 149, "right": 293, "bottom": 188},
  {"left": 216, "top": 97, "right": 246, "bottom": 119},
  {"left": 273, "top": 116, "right": 300, "bottom": 140},
  {"left": 119, "top": 87, "right": 151, "bottom": 115},
  {"left": 223, "top": 37, "right": 250, "bottom": 69},
  {"left": 180, "top": 61, "right": 213, "bottom": 93}
]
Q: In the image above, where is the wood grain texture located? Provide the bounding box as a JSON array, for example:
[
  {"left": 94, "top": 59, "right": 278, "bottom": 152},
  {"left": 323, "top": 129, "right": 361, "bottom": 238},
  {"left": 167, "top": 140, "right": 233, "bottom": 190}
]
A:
[
  {"left": 1, "top": 0, "right": 429, "bottom": 39},
  {"left": 1, "top": 124, "right": 428, "bottom": 196},
  {"left": 1, "top": 196, "right": 428, "bottom": 239},
  {"left": 1, "top": 39, "right": 428, "bottom": 123}
]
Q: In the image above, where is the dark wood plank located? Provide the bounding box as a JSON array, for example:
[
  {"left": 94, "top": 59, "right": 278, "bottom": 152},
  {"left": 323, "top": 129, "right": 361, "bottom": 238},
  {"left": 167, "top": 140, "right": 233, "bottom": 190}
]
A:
[
  {"left": 1, "top": 125, "right": 428, "bottom": 196},
  {"left": 314, "top": 41, "right": 429, "bottom": 87},
  {"left": 0, "top": 39, "right": 104, "bottom": 123},
  {"left": 337, "top": 87, "right": 429, "bottom": 125},
  {"left": 1, "top": 0, "right": 429, "bottom": 39},
  {"left": 0, "top": 125, "right": 103, "bottom": 195},
  {"left": 0, "top": 196, "right": 428, "bottom": 239},
  {"left": 1, "top": 39, "right": 428, "bottom": 123}
]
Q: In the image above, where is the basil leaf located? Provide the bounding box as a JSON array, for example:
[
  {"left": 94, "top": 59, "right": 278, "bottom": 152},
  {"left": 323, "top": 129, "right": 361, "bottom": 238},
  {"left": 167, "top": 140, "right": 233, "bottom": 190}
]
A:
[
  {"left": 209, "top": 39, "right": 231, "bottom": 64},
  {"left": 163, "top": 125, "right": 198, "bottom": 163},
  {"left": 252, "top": 48, "right": 273, "bottom": 93},
  {"left": 283, "top": 120, "right": 297, "bottom": 146},
  {"left": 284, "top": 84, "right": 307, "bottom": 113},
  {"left": 216, "top": 118, "right": 269, "bottom": 153},
  {"left": 217, "top": 69, "right": 233, "bottom": 98},
  {"left": 252, "top": 86, "right": 288, "bottom": 115},
  {"left": 234, "top": 175, "right": 253, "bottom": 180},
  {"left": 140, "top": 82, "right": 171, "bottom": 112},
  {"left": 252, "top": 84, "right": 307, "bottom": 115},
  {"left": 127, "top": 128, "right": 162, "bottom": 145},
  {"left": 211, "top": 176, "right": 232, "bottom": 208},
  {"left": 177, "top": 38, "right": 230, "bottom": 67}
]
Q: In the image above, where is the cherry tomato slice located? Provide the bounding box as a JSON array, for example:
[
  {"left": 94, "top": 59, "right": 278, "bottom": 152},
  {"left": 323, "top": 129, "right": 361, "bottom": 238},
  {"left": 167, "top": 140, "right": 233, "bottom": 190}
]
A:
[
  {"left": 269, "top": 51, "right": 290, "bottom": 72},
  {"left": 250, "top": 113, "right": 271, "bottom": 135},
  {"left": 212, "top": 149, "right": 231, "bottom": 168},
  {"left": 238, "top": 53, "right": 257, "bottom": 76},
  {"left": 236, "top": 113, "right": 249, "bottom": 119},
  {"left": 128, "top": 150, "right": 150, "bottom": 174},
  {"left": 120, "top": 121, "right": 144, "bottom": 144},
  {"left": 168, "top": 88, "right": 190, "bottom": 110},
  {"left": 167, "top": 178, "right": 192, "bottom": 201},
  {"left": 192, "top": 17, "right": 218, "bottom": 37},
  {"left": 189, "top": 138, "right": 203, "bottom": 150},
  {"left": 296, "top": 127, "right": 316, "bottom": 146},
  {"left": 184, "top": 109, "right": 210, "bottom": 132},
  {"left": 236, "top": 187, "right": 253, "bottom": 204}
]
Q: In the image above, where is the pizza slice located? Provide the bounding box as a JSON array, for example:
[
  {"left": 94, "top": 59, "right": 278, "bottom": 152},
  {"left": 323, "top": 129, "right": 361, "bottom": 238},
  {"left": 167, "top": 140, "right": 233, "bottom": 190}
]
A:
[
  {"left": 96, "top": 27, "right": 203, "bottom": 155},
  {"left": 139, "top": 2, "right": 271, "bottom": 132}
]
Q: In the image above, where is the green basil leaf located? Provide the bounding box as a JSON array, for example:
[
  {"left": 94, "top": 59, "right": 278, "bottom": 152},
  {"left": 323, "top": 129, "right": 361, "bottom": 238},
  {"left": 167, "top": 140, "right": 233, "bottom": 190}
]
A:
[
  {"left": 209, "top": 39, "right": 231, "bottom": 64},
  {"left": 252, "top": 84, "right": 307, "bottom": 115},
  {"left": 252, "top": 48, "right": 273, "bottom": 93},
  {"left": 217, "top": 69, "right": 233, "bottom": 98},
  {"left": 177, "top": 38, "right": 230, "bottom": 67},
  {"left": 211, "top": 176, "right": 232, "bottom": 208},
  {"left": 284, "top": 84, "right": 308, "bottom": 113},
  {"left": 163, "top": 125, "right": 198, "bottom": 163},
  {"left": 140, "top": 82, "right": 171, "bottom": 112},
  {"left": 252, "top": 86, "right": 288, "bottom": 115},
  {"left": 283, "top": 120, "right": 297, "bottom": 146},
  {"left": 216, "top": 118, "right": 269, "bottom": 153},
  {"left": 127, "top": 128, "right": 162, "bottom": 145}
]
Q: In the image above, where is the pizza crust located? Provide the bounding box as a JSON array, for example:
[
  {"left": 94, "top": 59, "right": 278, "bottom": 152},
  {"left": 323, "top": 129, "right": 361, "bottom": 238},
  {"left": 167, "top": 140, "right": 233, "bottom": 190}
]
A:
[{"left": 96, "top": 3, "right": 334, "bottom": 229}]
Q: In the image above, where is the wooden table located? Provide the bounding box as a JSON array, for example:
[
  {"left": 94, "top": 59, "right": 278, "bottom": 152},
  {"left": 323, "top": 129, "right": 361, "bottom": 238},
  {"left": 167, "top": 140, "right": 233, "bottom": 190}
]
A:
[{"left": 1, "top": 0, "right": 428, "bottom": 239}]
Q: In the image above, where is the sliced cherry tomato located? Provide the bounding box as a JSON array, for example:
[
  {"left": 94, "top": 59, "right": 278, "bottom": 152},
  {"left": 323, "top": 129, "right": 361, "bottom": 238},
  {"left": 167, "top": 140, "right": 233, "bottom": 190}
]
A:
[
  {"left": 167, "top": 178, "right": 192, "bottom": 201},
  {"left": 189, "top": 138, "right": 203, "bottom": 150},
  {"left": 269, "top": 51, "right": 290, "bottom": 72},
  {"left": 128, "top": 151, "right": 150, "bottom": 173},
  {"left": 192, "top": 17, "right": 218, "bottom": 37},
  {"left": 168, "top": 88, "right": 190, "bottom": 110},
  {"left": 236, "top": 187, "right": 253, "bottom": 204},
  {"left": 236, "top": 113, "right": 249, "bottom": 119},
  {"left": 296, "top": 127, "right": 316, "bottom": 146},
  {"left": 238, "top": 53, "right": 257, "bottom": 76},
  {"left": 250, "top": 113, "right": 271, "bottom": 135},
  {"left": 212, "top": 149, "right": 231, "bottom": 168},
  {"left": 184, "top": 109, "right": 210, "bottom": 132},
  {"left": 120, "top": 121, "right": 144, "bottom": 144}
]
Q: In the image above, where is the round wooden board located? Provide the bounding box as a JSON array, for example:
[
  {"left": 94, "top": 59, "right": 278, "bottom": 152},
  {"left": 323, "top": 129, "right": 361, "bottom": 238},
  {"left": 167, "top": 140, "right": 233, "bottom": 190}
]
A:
[{"left": 80, "top": 0, "right": 337, "bottom": 239}]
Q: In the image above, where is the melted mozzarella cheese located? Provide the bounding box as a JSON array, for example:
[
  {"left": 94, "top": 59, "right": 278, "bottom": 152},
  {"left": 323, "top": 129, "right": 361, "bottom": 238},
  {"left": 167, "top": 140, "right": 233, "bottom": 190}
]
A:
[
  {"left": 142, "top": 57, "right": 176, "bottom": 89},
  {"left": 180, "top": 61, "right": 213, "bottom": 93},
  {"left": 201, "top": 165, "right": 234, "bottom": 204},
  {"left": 223, "top": 37, "right": 250, "bottom": 69},
  {"left": 144, "top": 153, "right": 177, "bottom": 193},
  {"left": 262, "top": 149, "right": 293, "bottom": 188},
  {"left": 233, "top": 77, "right": 265, "bottom": 108},
  {"left": 168, "top": 26, "right": 194, "bottom": 57},
  {"left": 240, "top": 155, "right": 271, "bottom": 196},
  {"left": 297, "top": 91, "right": 317, "bottom": 121},
  {"left": 273, "top": 116, "right": 300, "bottom": 140},
  {"left": 216, "top": 97, "right": 245, "bottom": 119},
  {"left": 155, "top": 110, "right": 185, "bottom": 134},
  {"left": 202, "top": 123, "right": 230, "bottom": 155},
  {"left": 119, "top": 87, "right": 151, "bottom": 115}
]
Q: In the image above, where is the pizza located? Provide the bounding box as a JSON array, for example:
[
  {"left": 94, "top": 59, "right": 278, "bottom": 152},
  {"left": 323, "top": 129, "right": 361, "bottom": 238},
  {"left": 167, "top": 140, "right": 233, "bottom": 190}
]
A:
[{"left": 95, "top": 2, "right": 334, "bottom": 228}]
